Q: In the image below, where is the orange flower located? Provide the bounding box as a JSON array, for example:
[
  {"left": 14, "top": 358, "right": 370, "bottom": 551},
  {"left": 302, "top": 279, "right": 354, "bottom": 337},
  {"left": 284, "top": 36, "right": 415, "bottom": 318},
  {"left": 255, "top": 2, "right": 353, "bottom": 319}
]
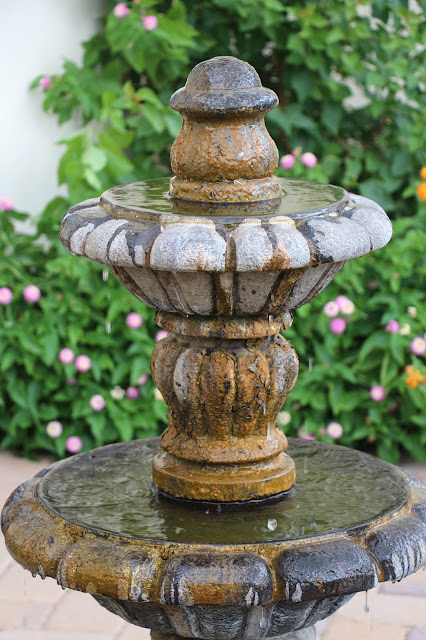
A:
[
  {"left": 417, "top": 182, "right": 426, "bottom": 201},
  {"left": 420, "top": 167, "right": 426, "bottom": 180},
  {"left": 405, "top": 366, "right": 423, "bottom": 389}
]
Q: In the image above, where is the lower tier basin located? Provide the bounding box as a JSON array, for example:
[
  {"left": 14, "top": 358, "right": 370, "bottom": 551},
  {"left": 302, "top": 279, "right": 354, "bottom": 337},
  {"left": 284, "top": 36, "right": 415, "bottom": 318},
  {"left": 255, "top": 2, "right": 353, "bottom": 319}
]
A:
[{"left": 2, "top": 438, "right": 426, "bottom": 638}]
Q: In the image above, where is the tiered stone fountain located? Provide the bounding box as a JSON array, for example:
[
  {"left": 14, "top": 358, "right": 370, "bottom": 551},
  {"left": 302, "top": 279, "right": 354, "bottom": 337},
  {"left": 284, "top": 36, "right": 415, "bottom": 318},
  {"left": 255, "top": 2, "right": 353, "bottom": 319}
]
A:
[{"left": 2, "top": 57, "right": 426, "bottom": 640}]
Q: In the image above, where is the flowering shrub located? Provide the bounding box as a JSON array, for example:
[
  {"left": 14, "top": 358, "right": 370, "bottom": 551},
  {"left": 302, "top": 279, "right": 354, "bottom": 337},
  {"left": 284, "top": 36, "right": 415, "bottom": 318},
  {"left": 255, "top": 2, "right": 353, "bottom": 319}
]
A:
[
  {"left": 0, "top": 207, "right": 167, "bottom": 458},
  {"left": 283, "top": 209, "right": 426, "bottom": 463},
  {"left": 1, "top": 0, "right": 425, "bottom": 461}
]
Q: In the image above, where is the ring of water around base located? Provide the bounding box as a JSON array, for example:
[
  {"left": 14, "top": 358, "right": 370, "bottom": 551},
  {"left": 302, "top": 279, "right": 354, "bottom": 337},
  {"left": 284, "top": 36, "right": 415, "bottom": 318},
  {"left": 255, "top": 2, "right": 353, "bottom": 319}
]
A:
[{"left": 38, "top": 438, "right": 410, "bottom": 544}]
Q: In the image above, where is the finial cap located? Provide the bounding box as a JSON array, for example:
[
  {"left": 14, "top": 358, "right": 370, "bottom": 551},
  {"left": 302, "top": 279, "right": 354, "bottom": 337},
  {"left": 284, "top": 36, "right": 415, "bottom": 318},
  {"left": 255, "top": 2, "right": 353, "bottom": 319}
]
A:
[{"left": 170, "top": 56, "right": 278, "bottom": 116}]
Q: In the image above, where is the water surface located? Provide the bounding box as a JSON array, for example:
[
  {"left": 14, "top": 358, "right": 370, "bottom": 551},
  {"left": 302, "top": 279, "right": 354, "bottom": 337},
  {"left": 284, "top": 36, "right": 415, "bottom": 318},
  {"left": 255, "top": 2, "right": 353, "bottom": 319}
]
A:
[
  {"left": 39, "top": 438, "right": 409, "bottom": 544},
  {"left": 101, "top": 178, "right": 348, "bottom": 223}
]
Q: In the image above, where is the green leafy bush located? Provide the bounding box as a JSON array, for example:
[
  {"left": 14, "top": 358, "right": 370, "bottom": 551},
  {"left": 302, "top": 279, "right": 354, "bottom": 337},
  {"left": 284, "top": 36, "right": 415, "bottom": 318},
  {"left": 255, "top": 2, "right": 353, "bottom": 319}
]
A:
[
  {"left": 1, "top": 0, "right": 425, "bottom": 461},
  {"left": 0, "top": 206, "right": 167, "bottom": 458}
]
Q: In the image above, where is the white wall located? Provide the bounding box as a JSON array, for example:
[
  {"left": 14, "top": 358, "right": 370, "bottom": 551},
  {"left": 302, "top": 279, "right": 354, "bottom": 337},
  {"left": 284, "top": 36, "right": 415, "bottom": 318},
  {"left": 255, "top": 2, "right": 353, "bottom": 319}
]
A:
[{"left": 0, "top": 0, "right": 105, "bottom": 215}]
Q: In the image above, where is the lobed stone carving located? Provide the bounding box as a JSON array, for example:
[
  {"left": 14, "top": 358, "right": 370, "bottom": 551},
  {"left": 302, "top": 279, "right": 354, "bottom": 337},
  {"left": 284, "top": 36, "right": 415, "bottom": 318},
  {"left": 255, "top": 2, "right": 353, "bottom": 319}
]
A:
[{"left": 2, "top": 442, "right": 426, "bottom": 637}]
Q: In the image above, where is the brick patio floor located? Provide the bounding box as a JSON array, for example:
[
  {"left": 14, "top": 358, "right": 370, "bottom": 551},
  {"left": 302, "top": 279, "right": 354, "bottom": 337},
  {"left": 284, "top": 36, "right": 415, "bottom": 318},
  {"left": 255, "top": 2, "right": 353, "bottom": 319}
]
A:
[{"left": 0, "top": 450, "right": 425, "bottom": 640}]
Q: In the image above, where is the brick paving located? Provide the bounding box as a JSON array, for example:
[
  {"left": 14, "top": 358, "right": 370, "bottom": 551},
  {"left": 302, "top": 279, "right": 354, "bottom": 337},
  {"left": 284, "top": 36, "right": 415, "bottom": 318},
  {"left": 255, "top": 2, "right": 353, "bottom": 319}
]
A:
[{"left": 0, "top": 450, "right": 425, "bottom": 640}]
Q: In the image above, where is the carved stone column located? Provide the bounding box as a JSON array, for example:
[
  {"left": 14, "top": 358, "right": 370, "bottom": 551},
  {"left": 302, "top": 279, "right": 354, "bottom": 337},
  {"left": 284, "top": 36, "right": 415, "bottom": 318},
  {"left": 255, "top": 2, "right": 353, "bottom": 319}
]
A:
[{"left": 151, "top": 312, "right": 298, "bottom": 501}]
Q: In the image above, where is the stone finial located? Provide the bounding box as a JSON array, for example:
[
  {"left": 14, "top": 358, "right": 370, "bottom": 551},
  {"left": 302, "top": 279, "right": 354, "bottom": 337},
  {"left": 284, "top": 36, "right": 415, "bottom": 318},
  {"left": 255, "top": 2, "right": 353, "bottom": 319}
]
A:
[{"left": 169, "top": 56, "right": 281, "bottom": 202}]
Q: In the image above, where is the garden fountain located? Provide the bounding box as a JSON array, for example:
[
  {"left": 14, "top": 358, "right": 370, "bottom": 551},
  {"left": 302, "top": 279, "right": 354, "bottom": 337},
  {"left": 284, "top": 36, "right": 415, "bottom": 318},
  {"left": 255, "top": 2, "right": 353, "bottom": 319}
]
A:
[{"left": 2, "top": 57, "right": 426, "bottom": 640}]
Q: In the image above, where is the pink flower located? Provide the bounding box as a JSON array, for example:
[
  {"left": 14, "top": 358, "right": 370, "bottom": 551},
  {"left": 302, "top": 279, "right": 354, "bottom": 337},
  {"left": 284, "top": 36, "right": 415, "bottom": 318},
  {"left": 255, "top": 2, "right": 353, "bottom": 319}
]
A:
[
  {"left": 23, "top": 284, "right": 41, "bottom": 303},
  {"left": 300, "top": 152, "right": 317, "bottom": 168},
  {"left": 368, "top": 281, "right": 378, "bottom": 289},
  {"left": 323, "top": 301, "right": 339, "bottom": 318},
  {"left": 411, "top": 336, "right": 426, "bottom": 356},
  {"left": 126, "top": 312, "right": 143, "bottom": 329},
  {"left": 299, "top": 433, "right": 316, "bottom": 440},
  {"left": 329, "top": 317, "right": 346, "bottom": 334},
  {"left": 0, "top": 197, "right": 14, "bottom": 211},
  {"left": 280, "top": 154, "right": 296, "bottom": 170},
  {"left": 66, "top": 378, "right": 77, "bottom": 386},
  {"left": 0, "top": 287, "right": 13, "bottom": 305},
  {"left": 137, "top": 373, "right": 148, "bottom": 386},
  {"left": 370, "top": 385, "right": 386, "bottom": 403},
  {"left": 39, "top": 75, "right": 51, "bottom": 90},
  {"left": 155, "top": 329, "right": 169, "bottom": 342},
  {"left": 385, "top": 320, "right": 399, "bottom": 334},
  {"left": 126, "top": 386, "right": 140, "bottom": 399},
  {"left": 142, "top": 15, "right": 158, "bottom": 30},
  {"left": 66, "top": 435, "right": 83, "bottom": 454},
  {"left": 326, "top": 422, "right": 343, "bottom": 440},
  {"left": 113, "top": 3, "right": 130, "bottom": 18},
  {"left": 89, "top": 394, "right": 105, "bottom": 411},
  {"left": 75, "top": 355, "right": 91, "bottom": 372},
  {"left": 46, "top": 421, "right": 63, "bottom": 438},
  {"left": 58, "top": 348, "right": 75, "bottom": 365},
  {"left": 335, "top": 295, "right": 355, "bottom": 316}
]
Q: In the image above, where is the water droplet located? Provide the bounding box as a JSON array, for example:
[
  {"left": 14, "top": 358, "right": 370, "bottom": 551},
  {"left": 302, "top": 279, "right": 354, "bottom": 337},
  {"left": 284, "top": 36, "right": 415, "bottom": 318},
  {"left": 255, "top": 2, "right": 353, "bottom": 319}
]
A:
[
  {"left": 105, "top": 321, "right": 111, "bottom": 334},
  {"left": 364, "top": 591, "right": 369, "bottom": 613},
  {"left": 205, "top": 509, "right": 210, "bottom": 515},
  {"left": 102, "top": 269, "right": 109, "bottom": 281},
  {"left": 308, "top": 358, "right": 313, "bottom": 372},
  {"left": 267, "top": 518, "right": 277, "bottom": 531}
]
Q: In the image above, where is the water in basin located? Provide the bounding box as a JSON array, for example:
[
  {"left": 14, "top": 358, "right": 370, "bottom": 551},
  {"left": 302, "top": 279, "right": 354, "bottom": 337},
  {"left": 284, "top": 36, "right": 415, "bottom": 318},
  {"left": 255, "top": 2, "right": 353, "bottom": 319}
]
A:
[{"left": 38, "top": 438, "right": 409, "bottom": 545}]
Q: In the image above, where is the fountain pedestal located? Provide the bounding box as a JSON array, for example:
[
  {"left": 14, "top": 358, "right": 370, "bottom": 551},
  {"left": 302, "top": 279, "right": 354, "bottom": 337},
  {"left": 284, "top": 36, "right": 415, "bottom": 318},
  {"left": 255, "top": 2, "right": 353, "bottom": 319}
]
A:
[
  {"left": 152, "top": 313, "right": 297, "bottom": 501},
  {"left": 2, "top": 55, "right": 424, "bottom": 640}
]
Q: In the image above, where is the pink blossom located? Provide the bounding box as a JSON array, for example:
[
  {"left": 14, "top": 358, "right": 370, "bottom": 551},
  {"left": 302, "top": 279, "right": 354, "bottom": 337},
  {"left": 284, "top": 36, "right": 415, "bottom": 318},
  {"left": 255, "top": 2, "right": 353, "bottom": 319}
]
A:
[
  {"left": 23, "top": 284, "right": 41, "bottom": 303},
  {"left": 411, "top": 336, "right": 426, "bottom": 356},
  {"left": 280, "top": 154, "right": 296, "bottom": 170},
  {"left": 39, "top": 75, "right": 51, "bottom": 90},
  {"left": 126, "top": 386, "right": 140, "bottom": 399},
  {"left": 385, "top": 320, "right": 399, "bottom": 334},
  {"left": 323, "top": 301, "right": 339, "bottom": 318},
  {"left": 137, "top": 373, "right": 148, "bottom": 386},
  {"left": 368, "top": 281, "right": 378, "bottom": 289},
  {"left": 46, "top": 421, "right": 63, "bottom": 438},
  {"left": 300, "top": 152, "right": 317, "bottom": 168},
  {"left": 155, "top": 329, "right": 169, "bottom": 342},
  {"left": 126, "top": 312, "right": 143, "bottom": 329},
  {"left": 142, "top": 15, "right": 158, "bottom": 30},
  {"left": 326, "top": 422, "right": 343, "bottom": 440},
  {"left": 66, "top": 377, "right": 77, "bottom": 386},
  {"left": 58, "top": 348, "right": 75, "bottom": 365},
  {"left": 113, "top": 3, "right": 130, "bottom": 18},
  {"left": 89, "top": 394, "right": 105, "bottom": 411},
  {"left": 335, "top": 295, "right": 355, "bottom": 316},
  {"left": 66, "top": 435, "right": 83, "bottom": 454},
  {"left": 370, "top": 385, "right": 386, "bottom": 403},
  {"left": 299, "top": 433, "right": 316, "bottom": 440},
  {"left": 0, "top": 287, "right": 13, "bottom": 305},
  {"left": 0, "top": 197, "right": 14, "bottom": 211},
  {"left": 329, "top": 317, "right": 346, "bottom": 334},
  {"left": 75, "top": 355, "right": 91, "bottom": 372}
]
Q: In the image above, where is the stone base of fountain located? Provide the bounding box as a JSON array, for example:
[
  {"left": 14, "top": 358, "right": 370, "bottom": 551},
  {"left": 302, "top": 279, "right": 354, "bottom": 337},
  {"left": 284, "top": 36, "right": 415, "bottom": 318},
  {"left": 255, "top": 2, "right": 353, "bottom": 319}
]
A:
[{"left": 2, "top": 438, "right": 425, "bottom": 639}]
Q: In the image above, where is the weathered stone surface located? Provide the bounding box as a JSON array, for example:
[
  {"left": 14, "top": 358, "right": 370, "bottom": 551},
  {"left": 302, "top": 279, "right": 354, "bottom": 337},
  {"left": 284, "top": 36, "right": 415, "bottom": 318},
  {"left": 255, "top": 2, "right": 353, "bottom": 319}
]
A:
[
  {"left": 277, "top": 538, "right": 378, "bottom": 602},
  {"left": 366, "top": 516, "right": 426, "bottom": 582},
  {"left": 150, "top": 223, "right": 227, "bottom": 272},
  {"left": 159, "top": 551, "right": 273, "bottom": 606},
  {"left": 297, "top": 215, "right": 371, "bottom": 265},
  {"left": 84, "top": 219, "right": 127, "bottom": 263}
]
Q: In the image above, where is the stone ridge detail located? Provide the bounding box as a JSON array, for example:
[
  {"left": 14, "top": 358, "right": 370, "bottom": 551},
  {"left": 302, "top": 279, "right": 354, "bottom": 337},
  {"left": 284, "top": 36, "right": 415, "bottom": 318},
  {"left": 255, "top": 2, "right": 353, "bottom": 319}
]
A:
[
  {"left": 59, "top": 193, "right": 391, "bottom": 317},
  {"left": 1, "top": 446, "right": 425, "bottom": 638}
]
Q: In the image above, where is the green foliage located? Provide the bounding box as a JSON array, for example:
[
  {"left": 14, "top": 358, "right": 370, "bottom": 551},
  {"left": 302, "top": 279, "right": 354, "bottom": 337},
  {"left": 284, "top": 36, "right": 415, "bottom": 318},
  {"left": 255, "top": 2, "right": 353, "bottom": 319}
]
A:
[
  {"left": 2, "top": 0, "right": 425, "bottom": 461},
  {"left": 283, "top": 209, "right": 426, "bottom": 464},
  {"left": 0, "top": 208, "right": 167, "bottom": 458}
]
